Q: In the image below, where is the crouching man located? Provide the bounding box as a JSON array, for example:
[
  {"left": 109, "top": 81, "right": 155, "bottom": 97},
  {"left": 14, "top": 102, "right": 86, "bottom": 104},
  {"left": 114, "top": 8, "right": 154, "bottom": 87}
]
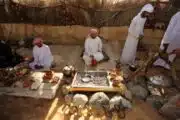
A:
[
  {"left": 83, "top": 29, "right": 106, "bottom": 66},
  {"left": 29, "top": 37, "right": 53, "bottom": 70}
]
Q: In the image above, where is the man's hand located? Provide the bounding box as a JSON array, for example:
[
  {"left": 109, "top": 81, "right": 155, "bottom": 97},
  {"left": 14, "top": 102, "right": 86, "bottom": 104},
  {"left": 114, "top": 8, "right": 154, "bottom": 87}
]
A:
[{"left": 34, "top": 65, "right": 43, "bottom": 69}]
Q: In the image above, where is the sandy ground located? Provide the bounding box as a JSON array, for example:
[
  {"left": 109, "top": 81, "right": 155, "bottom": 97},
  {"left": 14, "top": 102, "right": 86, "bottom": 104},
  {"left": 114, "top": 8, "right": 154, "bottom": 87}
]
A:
[
  {"left": 0, "top": 43, "right": 177, "bottom": 120},
  {"left": 0, "top": 89, "right": 166, "bottom": 120}
]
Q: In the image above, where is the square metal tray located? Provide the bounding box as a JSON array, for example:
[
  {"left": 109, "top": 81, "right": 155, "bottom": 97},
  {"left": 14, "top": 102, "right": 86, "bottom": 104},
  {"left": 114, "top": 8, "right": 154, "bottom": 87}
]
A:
[{"left": 71, "top": 71, "right": 110, "bottom": 88}]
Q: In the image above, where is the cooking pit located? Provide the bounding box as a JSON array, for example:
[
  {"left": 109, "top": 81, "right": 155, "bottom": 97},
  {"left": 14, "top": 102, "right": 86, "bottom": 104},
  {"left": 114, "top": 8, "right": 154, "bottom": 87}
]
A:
[{"left": 70, "top": 71, "right": 126, "bottom": 92}]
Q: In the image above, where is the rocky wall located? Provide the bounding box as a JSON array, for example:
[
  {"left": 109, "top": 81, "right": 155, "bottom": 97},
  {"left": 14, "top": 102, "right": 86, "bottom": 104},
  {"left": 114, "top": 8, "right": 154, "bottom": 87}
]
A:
[{"left": 0, "top": 24, "right": 164, "bottom": 49}]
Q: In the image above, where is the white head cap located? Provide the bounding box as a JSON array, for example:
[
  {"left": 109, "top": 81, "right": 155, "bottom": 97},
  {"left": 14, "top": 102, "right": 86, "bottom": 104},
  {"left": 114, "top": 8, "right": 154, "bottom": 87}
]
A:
[
  {"left": 151, "top": 0, "right": 169, "bottom": 2},
  {"left": 140, "top": 4, "right": 154, "bottom": 14},
  {"left": 159, "top": 0, "right": 169, "bottom": 2}
]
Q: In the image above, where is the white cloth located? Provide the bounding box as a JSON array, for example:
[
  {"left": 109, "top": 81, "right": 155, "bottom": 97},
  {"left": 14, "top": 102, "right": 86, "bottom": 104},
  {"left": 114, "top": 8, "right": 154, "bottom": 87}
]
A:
[
  {"left": 121, "top": 4, "right": 154, "bottom": 65},
  {"left": 29, "top": 44, "right": 53, "bottom": 69},
  {"left": 83, "top": 36, "right": 104, "bottom": 65},
  {"left": 154, "top": 12, "right": 180, "bottom": 69}
]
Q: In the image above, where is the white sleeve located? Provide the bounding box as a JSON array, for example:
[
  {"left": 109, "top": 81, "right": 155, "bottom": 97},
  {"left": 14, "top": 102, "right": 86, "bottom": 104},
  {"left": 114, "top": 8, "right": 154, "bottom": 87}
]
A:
[
  {"left": 43, "top": 46, "right": 53, "bottom": 67},
  {"left": 33, "top": 47, "right": 38, "bottom": 64},
  {"left": 84, "top": 38, "right": 91, "bottom": 56},
  {"left": 98, "top": 37, "right": 102, "bottom": 52},
  {"left": 162, "top": 14, "right": 177, "bottom": 44}
]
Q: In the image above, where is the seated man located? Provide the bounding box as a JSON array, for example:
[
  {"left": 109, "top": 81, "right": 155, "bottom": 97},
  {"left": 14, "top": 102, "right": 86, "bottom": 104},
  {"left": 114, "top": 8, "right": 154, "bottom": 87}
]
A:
[
  {"left": 0, "top": 40, "right": 23, "bottom": 68},
  {"left": 83, "top": 29, "right": 107, "bottom": 66},
  {"left": 29, "top": 37, "right": 53, "bottom": 70}
]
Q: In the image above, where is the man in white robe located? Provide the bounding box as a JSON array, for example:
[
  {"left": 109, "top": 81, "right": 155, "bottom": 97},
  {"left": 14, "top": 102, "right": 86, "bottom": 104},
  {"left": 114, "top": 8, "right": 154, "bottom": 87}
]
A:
[
  {"left": 153, "top": 11, "right": 180, "bottom": 69},
  {"left": 83, "top": 29, "right": 104, "bottom": 66},
  {"left": 120, "top": 4, "right": 154, "bottom": 65},
  {"left": 29, "top": 37, "right": 53, "bottom": 70}
]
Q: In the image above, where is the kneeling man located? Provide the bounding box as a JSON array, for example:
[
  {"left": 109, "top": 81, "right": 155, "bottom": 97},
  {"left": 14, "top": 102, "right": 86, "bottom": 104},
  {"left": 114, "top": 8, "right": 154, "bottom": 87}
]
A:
[
  {"left": 83, "top": 29, "right": 104, "bottom": 66},
  {"left": 29, "top": 37, "right": 53, "bottom": 70}
]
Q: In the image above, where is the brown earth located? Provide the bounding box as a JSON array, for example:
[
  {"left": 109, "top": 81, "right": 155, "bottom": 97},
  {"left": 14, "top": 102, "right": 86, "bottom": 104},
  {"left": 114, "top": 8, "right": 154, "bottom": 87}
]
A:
[{"left": 0, "top": 42, "right": 179, "bottom": 120}]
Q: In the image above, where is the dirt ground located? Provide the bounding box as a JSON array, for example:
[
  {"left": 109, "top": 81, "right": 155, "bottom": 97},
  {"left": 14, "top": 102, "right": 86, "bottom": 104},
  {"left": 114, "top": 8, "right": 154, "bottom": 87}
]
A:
[
  {"left": 0, "top": 89, "right": 167, "bottom": 120},
  {"left": 0, "top": 43, "right": 179, "bottom": 120}
]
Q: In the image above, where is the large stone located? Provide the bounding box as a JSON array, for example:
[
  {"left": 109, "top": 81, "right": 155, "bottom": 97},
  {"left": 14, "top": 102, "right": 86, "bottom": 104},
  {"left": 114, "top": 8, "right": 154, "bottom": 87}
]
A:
[
  {"left": 126, "top": 81, "right": 134, "bottom": 89},
  {"left": 72, "top": 94, "right": 88, "bottom": 108},
  {"left": 134, "top": 75, "right": 147, "bottom": 88},
  {"left": 124, "top": 89, "right": 133, "bottom": 100},
  {"left": 130, "top": 85, "right": 149, "bottom": 100},
  {"left": 89, "top": 92, "right": 110, "bottom": 110},
  {"left": 146, "top": 95, "right": 167, "bottom": 110},
  {"left": 109, "top": 95, "right": 132, "bottom": 110},
  {"left": 160, "top": 94, "right": 180, "bottom": 120},
  {"left": 148, "top": 75, "right": 173, "bottom": 87},
  {"left": 147, "top": 85, "right": 164, "bottom": 96}
]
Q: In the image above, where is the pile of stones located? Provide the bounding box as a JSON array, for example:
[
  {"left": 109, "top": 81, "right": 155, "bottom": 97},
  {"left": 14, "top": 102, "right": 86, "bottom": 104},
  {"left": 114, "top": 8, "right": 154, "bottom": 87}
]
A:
[
  {"left": 64, "top": 92, "right": 132, "bottom": 119},
  {"left": 127, "top": 74, "right": 180, "bottom": 119}
]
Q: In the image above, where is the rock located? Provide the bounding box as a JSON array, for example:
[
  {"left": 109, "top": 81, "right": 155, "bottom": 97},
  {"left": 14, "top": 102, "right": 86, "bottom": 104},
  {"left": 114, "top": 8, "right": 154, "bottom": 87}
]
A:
[
  {"left": 73, "top": 94, "right": 88, "bottom": 108},
  {"left": 148, "top": 75, "right": 173, "bottom": 87},
  {"left": 173, "top": 78, "right": 180, "bottom": 90},
  {"left": 130, "top": 85, "right": 149, "bottom": 100},
  {"left": 126, "top": 81, "right": 134, "bottom": 89},
  {"left": 146, "top": 95, "right": 167, "bottom": 110},
  {"left": 163, "top": 88, "right": 179, "bottom": 100},
  {"left": 124, "top": 89, "right": 133, "bottom": 100},
  {"left": 160, "top": 94, "right": 180, "bottom": 119},
  {"left": 89, "top": 92, "right": 110, "bottom": 111},
  {"left": 109, "top": 95, "right": 132, "bottom": 110},
  {"left": 147, "top": 85, "right": 164, "bottom": 96},
  {"left": 64, "top": 94, "right": 74, "bottom": 105},
  {"left": 134, "top": 75, "right": 147, "bottom": 88}
]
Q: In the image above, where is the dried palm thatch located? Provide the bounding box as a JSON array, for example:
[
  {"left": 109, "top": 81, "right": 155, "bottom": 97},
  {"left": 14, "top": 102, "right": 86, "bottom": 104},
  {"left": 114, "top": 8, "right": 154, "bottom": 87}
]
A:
[
  {"left": 0, "top": 0, "right": 178, "bottom": 26},
  {"left": 12, "top": 0, "right": 149, "bottom": 10}
]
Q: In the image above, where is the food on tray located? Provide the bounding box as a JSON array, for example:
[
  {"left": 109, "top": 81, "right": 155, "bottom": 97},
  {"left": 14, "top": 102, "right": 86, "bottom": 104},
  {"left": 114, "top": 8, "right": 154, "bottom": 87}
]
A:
[
  {"left": 109, "top": 71, "right": 123, "bottom": 81},
  {"left": 23, "top": 80, "right": 33, "bottom": 88},
  {"left": 16, "top": 68, "right": 29, "bottom": 76},
  {"left": 115, "top": 76, "right": 123, "bottom": 82},
  {"left": 112, "top": 76, "right": 124, "bottom": 87},
  {"left": 43, "top": 71, "right": 54, "bottom": 81},
  {"left": 112, "top": 80, "right": 120, "bottom": 87},
  {"left": 14, "top": 81, "right": 23, "bottom": 88},
  {"left": 20, "top": 68, "right": 28, "bottom": 75},
  {"left": 51, "top": 76, "right": 60, "bottom": 83}
]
